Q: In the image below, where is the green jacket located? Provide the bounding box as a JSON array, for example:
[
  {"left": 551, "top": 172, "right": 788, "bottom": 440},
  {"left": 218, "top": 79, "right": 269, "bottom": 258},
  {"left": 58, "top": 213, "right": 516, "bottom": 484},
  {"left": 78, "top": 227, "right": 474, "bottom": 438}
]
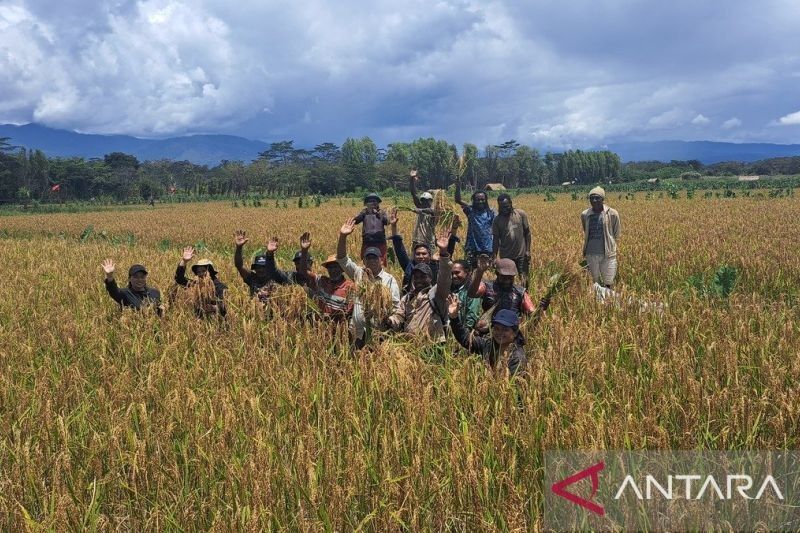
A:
[{"left": 454, "top": 282, "right": 481, "bottom": 331}]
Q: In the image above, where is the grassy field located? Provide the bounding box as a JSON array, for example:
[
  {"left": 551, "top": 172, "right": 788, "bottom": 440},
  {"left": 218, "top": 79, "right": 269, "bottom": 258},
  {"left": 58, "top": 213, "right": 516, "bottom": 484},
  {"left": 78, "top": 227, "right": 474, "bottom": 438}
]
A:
[{"left": 0, "top": 194, "right": 798, "bottom": 530}]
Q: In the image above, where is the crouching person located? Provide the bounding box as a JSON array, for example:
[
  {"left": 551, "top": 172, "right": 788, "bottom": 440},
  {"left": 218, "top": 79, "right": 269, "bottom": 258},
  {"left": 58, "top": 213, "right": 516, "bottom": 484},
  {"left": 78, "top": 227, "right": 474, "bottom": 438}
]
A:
[
  {"left": 102, "top": 259, "right": 163, "bottom": 316},
  {"left": 382, "top": 231, "right": 452, "bottom": 347},
  {"left": 448, "top": 296, "right": 528, "bottom": 378},
  {"left": 175, "top": 246, "right": 227, "bottom": 318}
]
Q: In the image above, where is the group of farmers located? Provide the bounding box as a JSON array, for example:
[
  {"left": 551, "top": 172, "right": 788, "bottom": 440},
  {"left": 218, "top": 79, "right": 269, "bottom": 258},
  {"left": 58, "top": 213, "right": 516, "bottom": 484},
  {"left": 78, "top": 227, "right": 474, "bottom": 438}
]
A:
[{"left": 102, "top": 172, "right": 621, "bottom": 377}]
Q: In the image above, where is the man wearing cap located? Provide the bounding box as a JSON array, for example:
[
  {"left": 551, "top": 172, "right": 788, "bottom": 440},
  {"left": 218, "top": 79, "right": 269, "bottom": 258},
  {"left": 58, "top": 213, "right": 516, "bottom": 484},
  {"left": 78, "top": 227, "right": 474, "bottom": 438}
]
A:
[
  {"left": 455, "top": 179, "right": 495, "bottom": 268},
  {"left": 353, "top": 193, "right": 390, "bottom": 266},
  {"left": 492, "top": 194, "right": 531, "bottom": 288},
  {"left": 581, "top": 186, "right": 621, "bottom": 288},
  {"left": 408, "top": 170, "right": 437, "bottom": 251},
  {"left": 448, "top": 297, "right": 530, "bottom": 378},
  {"left": 337, "top": 217, "right": 401, "bottom": 347},
  {"left": 389, "top": 207, "right": 460, "bottom": 295},
  {"left": 233, "top": 230, "right": 288, "bottom": 303},
  {"left": 382, "top": 230, "right": 453, "bottom": 343},
  {"left": 174, "top": 246, "right": 227, "bottom": 317},
  {"left": 101, "top": 259, "right": 163, "bottom": 315},
  {"left": 306, "top": 254, "right": 355, "bottom": 322},
  {"left": 468, "top": 256, "right": 536, "bottom": 324}
]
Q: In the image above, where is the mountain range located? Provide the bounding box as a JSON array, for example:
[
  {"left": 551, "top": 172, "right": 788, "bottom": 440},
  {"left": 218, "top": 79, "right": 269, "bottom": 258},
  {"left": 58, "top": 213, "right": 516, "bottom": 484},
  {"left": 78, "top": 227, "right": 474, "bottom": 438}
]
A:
[{"left": 2, "top": 123, "right": 800, "bottom": 165}]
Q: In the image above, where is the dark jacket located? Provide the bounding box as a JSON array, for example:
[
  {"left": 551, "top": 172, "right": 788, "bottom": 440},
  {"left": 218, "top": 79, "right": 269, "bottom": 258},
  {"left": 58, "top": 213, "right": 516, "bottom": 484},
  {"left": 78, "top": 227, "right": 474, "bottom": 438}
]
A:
[
  {"left": 354, "top": 208, "right": 389, "bottom": 245},
  {"left": 481, "top": 280, "right": 527, "bottom": 315},
  {"left": 450, "top": 314, "right": 527, "bottom": 376},
  {"left": 175, "top": 265, "right": 227, "bottom": 317},
  {"left": 391, "top": 233, "right": 458, "bottom": 295},
  {"left": 105, "top": 279, "right": 162, "bottom": 315}
]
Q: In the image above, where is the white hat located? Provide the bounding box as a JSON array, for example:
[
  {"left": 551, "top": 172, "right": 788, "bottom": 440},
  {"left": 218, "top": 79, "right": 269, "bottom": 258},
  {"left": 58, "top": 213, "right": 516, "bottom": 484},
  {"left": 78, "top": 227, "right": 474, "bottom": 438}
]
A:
[
  {"left": 420, "top": 192, "right": 433, "bottom": 200},
  {"left": 588, "top": 186, "right": 605, "bottom": 199}
]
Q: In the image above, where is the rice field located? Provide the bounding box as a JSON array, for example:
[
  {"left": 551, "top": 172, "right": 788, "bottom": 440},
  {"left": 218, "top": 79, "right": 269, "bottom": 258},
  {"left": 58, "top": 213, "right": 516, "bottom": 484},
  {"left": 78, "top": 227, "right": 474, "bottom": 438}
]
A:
[{"left": 0, "top": 193, "right": 798, "bottom": 530}]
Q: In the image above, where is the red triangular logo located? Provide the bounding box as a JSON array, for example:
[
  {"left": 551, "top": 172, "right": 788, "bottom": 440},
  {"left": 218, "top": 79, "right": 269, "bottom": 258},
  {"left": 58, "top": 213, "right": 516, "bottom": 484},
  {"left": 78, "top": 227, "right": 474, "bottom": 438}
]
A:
[{"left": 551, "top": 461, "right": 605, "bottom": 516}]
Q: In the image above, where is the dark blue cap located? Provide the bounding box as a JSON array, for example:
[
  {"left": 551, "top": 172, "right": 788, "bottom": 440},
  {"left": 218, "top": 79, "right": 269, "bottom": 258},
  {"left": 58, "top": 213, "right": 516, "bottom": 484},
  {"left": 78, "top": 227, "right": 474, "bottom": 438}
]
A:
[
  {"left": 252, "top": 255, "right": 268, "bottom": 268},
  {"left": 293, "top": 251, "right": 313, "bottom": 262},
  {"left": 492, "top": 309, "right": 519, "bottom": 328}
]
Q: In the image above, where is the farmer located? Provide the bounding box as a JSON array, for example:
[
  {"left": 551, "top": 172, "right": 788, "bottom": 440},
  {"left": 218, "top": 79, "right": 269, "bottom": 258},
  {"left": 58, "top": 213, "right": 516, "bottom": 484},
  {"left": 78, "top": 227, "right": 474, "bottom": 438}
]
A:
[
  {"left": 382, "top": 230, "right": 453, "bottom": 342},
  {"left": 233, "top": 230, "right": 288, "bottom": 303},
  {"left": 468, "top": 257, "right": 537, "bottom": 321},
  {"left": 448, "top": 296, "right": 548, "bottom": 378},
  {"left": 306, "top": 254, "right": 355, "bottom": 322},
  {"left": 337, "top": 217, "right": 401, "bottom": 348},
  {"left": 265, "top": 232, "right": 316, "bottom": 288},
  {"left": 581, "top": 186, "right": 621, "bottom": 288},
  {"left": 492, "top": 193, "right": 531, "bottom": 288},
  {"left": 450, "top": 259, "right": 482, "bottom": 332},
  {"left": 174, "top": 246, "right": 227, "bottom": 317},
  {"left": 353, "top": 192, "right": 390, "bottom": 265},
  {"left": 409, "top": 169, "right": 437, "bottom": 250},
  {"left": 455, "top": 179, "right": 495, "bottom": 268},
  {"left": 389, "top": 207, "right": 459, "bottom": 295},
  {"left": 101, "top": 259, "right": 163, "bottom": 315}
]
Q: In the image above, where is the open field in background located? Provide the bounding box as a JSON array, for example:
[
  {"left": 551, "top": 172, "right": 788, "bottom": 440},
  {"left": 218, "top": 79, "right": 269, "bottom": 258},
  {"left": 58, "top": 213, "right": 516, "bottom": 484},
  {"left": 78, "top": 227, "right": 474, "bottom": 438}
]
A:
[{"left": 0, "top": 193, "right": 799, "bottom": 529}]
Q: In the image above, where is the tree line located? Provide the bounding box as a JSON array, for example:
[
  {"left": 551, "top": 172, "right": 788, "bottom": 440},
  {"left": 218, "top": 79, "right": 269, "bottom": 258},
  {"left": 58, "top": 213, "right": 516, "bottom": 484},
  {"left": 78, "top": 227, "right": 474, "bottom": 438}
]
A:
[{"left": 1, "top": 135, "right": 797, "bottom": 203}]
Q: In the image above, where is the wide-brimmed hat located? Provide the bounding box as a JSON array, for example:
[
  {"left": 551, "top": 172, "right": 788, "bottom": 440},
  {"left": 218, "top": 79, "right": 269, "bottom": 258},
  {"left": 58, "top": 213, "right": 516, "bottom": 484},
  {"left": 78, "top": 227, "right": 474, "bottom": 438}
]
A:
[
  {"left": 191, "top": 259, "right": 217, "bottom": 276},
  {"left": 495, "top": 258, "right": 518, "bottom": 276},
  {"left": 322, "top": 254, "right": 340, "bottom": 267}
]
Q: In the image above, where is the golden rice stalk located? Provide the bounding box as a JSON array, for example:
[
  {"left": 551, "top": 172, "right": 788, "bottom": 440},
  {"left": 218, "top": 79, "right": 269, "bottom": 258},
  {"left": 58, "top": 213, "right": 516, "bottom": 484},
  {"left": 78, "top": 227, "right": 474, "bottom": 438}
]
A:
[
  {"left": 355, "top": 280, "right": 394, "bottom": 324},
  {"left": 265, "top": 284, "right": 317, "bottom": 321},
  {"left": 187, "top": 276, "right": 216, "bottom": 310}
]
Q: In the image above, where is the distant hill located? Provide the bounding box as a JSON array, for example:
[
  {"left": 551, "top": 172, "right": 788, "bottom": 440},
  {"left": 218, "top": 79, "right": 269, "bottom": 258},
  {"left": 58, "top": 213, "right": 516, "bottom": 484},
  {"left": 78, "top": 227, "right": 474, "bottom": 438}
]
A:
[
  {"left": 3, "top": 123, "right": 800, "bottom": 165},
  {"left": 0, "top": 123, "right": 269, "bottom": 166},
  {"left": 607, "top": 140, "right": 800, "bottom": 164}
]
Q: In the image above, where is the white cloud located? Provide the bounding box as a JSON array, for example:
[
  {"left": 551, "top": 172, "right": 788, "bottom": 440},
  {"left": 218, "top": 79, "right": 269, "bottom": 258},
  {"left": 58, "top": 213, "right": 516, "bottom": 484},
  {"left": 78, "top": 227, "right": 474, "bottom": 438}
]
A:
[
  {"left": 691, "top": 114, "right": 710, "bottom": 125},
  {"left": 722, "top": 117, "right": 742, "bottom": 129},
  {"left": 777, "top": 110, "right": 800, "bottom": 125}
]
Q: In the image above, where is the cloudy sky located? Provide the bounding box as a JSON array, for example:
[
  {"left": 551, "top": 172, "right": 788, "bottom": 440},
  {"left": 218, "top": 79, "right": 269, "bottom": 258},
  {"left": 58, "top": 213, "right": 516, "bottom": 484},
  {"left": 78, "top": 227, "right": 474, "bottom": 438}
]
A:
[{"left": 1, "top": 0, "right": 799, "bottom": 148}]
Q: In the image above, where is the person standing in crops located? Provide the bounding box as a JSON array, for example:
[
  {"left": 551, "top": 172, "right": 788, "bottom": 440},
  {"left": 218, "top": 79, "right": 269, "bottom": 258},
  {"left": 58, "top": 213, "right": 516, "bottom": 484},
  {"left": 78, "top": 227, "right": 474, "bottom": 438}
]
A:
[
  {"left": 174, "top": 246, "right": 227, "bottom": 318},
  {"left": 455, "top": 180, "right": 495, "bottom": 268},
  {"left": 337, "top": 217, "right": 401, "bottom": 348},
  {"left": 468, "top": 257, "right": 537, "bottom": 333},
  {"left": 389, "top": 207, "right": 460, "bottom": 295},
  {"left": 581, "top": 186, "right": 621, "bottom": 288},
  {"left": 450, "top": 260, "right": 482, "bottom": 332},
  {"left": 306, "top": 254, "right": 355, "bottom": 322},
  {"left": 408, "top": 169, "right": 437, "bottom": 251},
  {"left": 492, "top": 194, "right": 531, "bottom": 288},
  {"left": 381, "top": 230, "right": 453, "bottom": 343},
  {"left": 353, "top": 193, "right": 390, "bottom": 266},
  {"left": 101, "top": 259, "right": 163, "bottom": 315},
  {"left": 233, "top": 230, "right": 288, "bottom": 303}
]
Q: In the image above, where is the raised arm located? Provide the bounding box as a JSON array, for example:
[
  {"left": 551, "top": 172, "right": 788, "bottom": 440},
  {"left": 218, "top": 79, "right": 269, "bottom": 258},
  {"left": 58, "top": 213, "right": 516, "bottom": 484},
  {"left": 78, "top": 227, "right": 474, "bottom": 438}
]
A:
[
  {"left": 233, "top": 230, "right": 251, "bottom": 281},
  {"left": 389, "top": 208, "right": 411, "bottom": 270},
  {"left": 454, "top": 179, "right": 469, "bottom": 208},
  {"left": 409, "top": 170, "right": 423, "bottom": 208},
  {"left": 101, "top": 259, "right": 124, "bottom": 304},
  {"left": 175, "top": 246, "right": 194, "bottom": 286},
  {"left": 434, "top": 231, "right": 452, "bottom": 306},
  {"left": 467, "top": 255, "right": 491, "bottom": 298},
  {"left": 264, "top": 237, "right": 291, "bottom": 285},
  {"left": 447, "top": 214, "right": 461, "bottom": 256}
]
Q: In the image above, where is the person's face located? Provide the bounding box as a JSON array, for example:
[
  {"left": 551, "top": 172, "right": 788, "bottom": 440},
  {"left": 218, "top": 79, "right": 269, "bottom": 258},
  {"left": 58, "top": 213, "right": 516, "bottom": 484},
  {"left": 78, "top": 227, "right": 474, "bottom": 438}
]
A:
[
  {"left": 412, "top": 270, "right": 432, "bottom": 291},
  {"left": 364, "top": 254, "right": 382, "bottom": 273},
  {"left": 325, "top": 263, "right": 343, "bottom": 281},
  {"left": 496, "top": 274, "right": 514, "bottom": 289},
  {"left": 491, "top": 323, "right": 516, "bottom": 345},
  {"left": 421, "top": 197, "right": 432, "bottom": 208},
  {"left": 366, "top": 200, "right": 379, "bottom": 210},
  {"left": 294, "top": 258, "right": 313, "bottom": 272},
  {"left": 414, "top": 246, "right": 431, "bottom": 263},
  {"left": 195, "top": 266, "right": 209, "bottom": 278},
  {"left": 253, "top": 265, "right": 268, "bottom": 280},
  {"left": 129, "top": 272, "right": 147, "bottom": 291},
  {"left": 590, "top": 195, "right": 604, "bottom": 211},
  {"left": 498, "top": 198, "right": 513, "bottom": 215},
  {"left": 451, "top": 264, "right": 469, "bottom": 286},
  {"left": 472, "top": 193, "right": 487, "bottom": 210}
]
